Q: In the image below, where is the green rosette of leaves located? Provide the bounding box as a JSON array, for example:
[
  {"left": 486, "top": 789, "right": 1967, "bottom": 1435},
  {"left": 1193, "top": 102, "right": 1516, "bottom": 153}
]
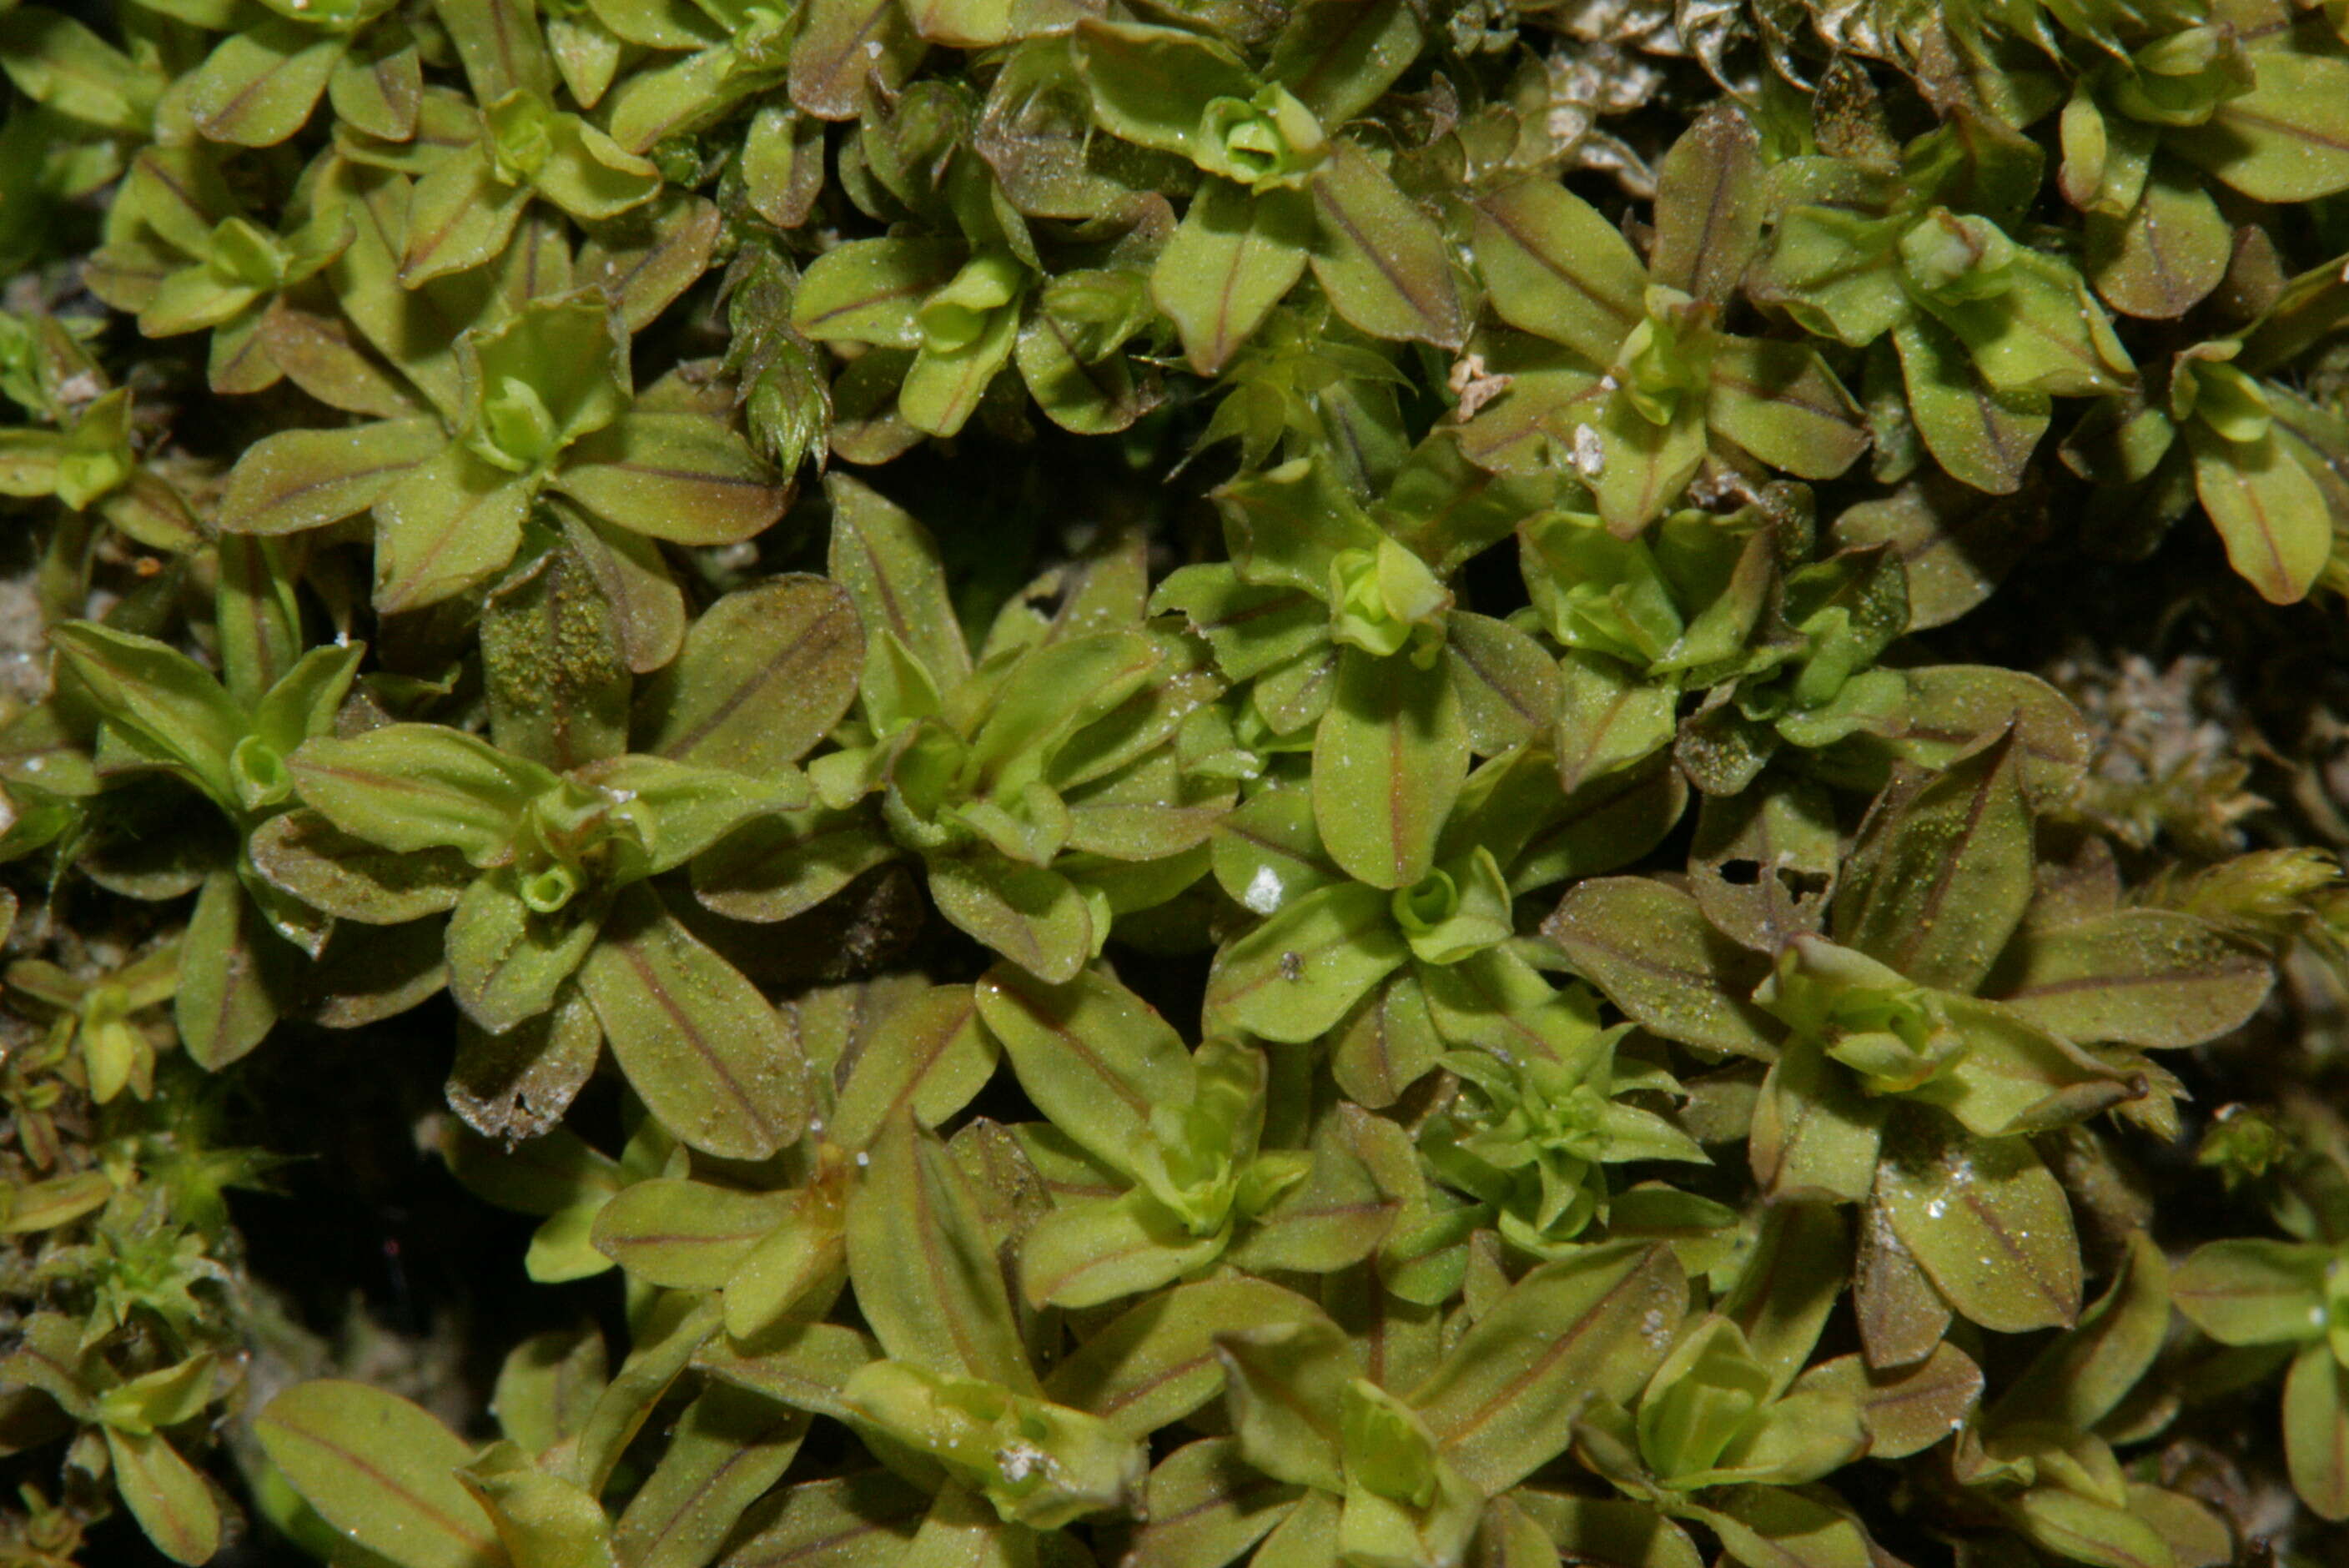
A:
[
  {"left": 973, "top": 963, "right": 1399, "bottom": 1309},
  {"left": 249, "top": 526, "right": 861, "bottom": 1159},
  {"left": 691, "top": 474, "right": 1235, "bottom": 984},
  {"left": 1069, "top": 0, "right": 1466, "bottom": 373},
  {"left": 1519, "top": 499, "right": 1924, "bottom": 799},
  {"left": 218, "top": 289, "right": 789, "bottom": 614},
  {"left": 2063, "top": 248, "right": 2349, "bottom": 604},
  {"left": 83, "top": 145, "right": 354, "bottom": 397},
  {"left": 1550, "top": 735, "right": 2275, "bottom": 1355},
  {"left": 1754, "top": 113, "right": 2134, "bottom": 500},
  {"left": 1466, "top": 106, "right": 1869, "bottom": 534},
  {"left": 2042, "top": 0, "right": 2349, "bottom": 320},
  {"left": 1157, "top": 427, "right": 1566, "bottom": 895},
  {"left": 1117, "top": 1241, "right": 1689, "bottom": 1568},
  {"left": 43, "top": 540, "right": 363, "bottom": 1070},
  {"left": 787, "top": 77, "right": 1164, "bottom": 443},
  {"left": 0, "top": 314, "right": 204, "bottom": 554},
  {"left": 1947, "top": 1234, "right": 2236, "bottom": 1567}
]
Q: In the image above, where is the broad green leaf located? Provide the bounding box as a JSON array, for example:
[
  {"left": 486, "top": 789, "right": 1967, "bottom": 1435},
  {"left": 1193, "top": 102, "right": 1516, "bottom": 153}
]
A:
[
  {"left": 454, "top": 1440, "right": 612, "bottom": 1568},
  {"left": 1878, "top": 1120, "right": 2080, "bottom": 1334},
  {"left": 925, "top": 855, "right": 1095, "bottom": 984},
  {"left": 901, "top": 304, "right": 1022, "bottom": 439},
  {"left": 217, "top": 418, "right": 444, "bottom": 537},
  {"left": 1722, "top": 1204, "right": 1849, "bottom": 1394},
  {"left": 792, "top": 238, "right": 961, "bottom": 348},
  {"left": 1993, "top": 908, "right": 2269, "bottom": 1048},
  {"left": 492, "top": 1327, "right": 606, "bottom": 1460},
  {"left": 1996, "top": 1231, "right": 2167, "bottom": 1431},
  {"left": 1835, "top": 735, "right": 2034, "bottom": 995},
  {"left": 1329, "top": 971, "right": 1441, "bottom": 1109},
  {"left": 186, "top": 23, "right": 340, "bottom": 147},
  {"left": 214, "top": 534, "right": 304, "bottom": 712},
  {"left": 717, "top": 1472, "right": 928, "bottom": 1566},
  {"left": 1513, "top": 752, "right": 1687, "bottom": 890},
  {"left": 827, "top": 473, "right": 971, "bottom": 690},
  {"left": 1471, "top": 180, "right": 1644, "bottom": 366},
  {"left": 438, "top": 0, "right": 556, "bottom": 102},
  {"left": 571, "top": 1293, "right": 722, "bottom": 1495},
  {"left": 1313, "top": 647, "right": 1467, "bottom": 890},
  {"left": 1651, "top": 104, "right": 1764, "bottom": 307},
  {"left": 1919, "top": 245, "right": 2132, "bottom": 397},
  {"left": 104, "top": 1429, "right": 220, "bottom": 1566},
  {"left": 612, "top": 1385, "right": 808, "bottom": 1568},
  {"left": 1854, "top": 1199, "right": 1955, "bottom": 1371},
  {"left": 1212, "top": 788, "right": 1343, "bottom": 910},
  {"left": 1444, "top": 613, "right": 1561, "bottom": 757},
  {"left": 1750, "top": 1038, "right": 1884, "bottom": 1205},
  {"left": 636, "top": 575, "right": 861, "bottom": 772},
  {"left": 1154, "top": 181, "right": 1310, "bottom": 376},
  {"left": 591, "top": 1177, "right": 793, "bottom": 1288},
  {"left": 330, "top": 31, "right": 423, "bottom": 140},
  {"left": 1688, "top": 780, "right": 1839, "bottom": 954},
  {"left": 0, "top": 1170, "right": 115, "bottom": 1234},
  {"left": 1046, "top": 1274, "right": 1329, "bottom": 1441},
  {"left": 1122, "top": 1438, "right": 1301, "bottom": 1568},
  {"left": 1542, "top": 877, "right": 1777, "bottom": 1057},
  {"left": 1798, "top": 1344, "right": 1980, "bottom": 1459},
  {"left": 249, "top": 809, "right": 470, "bottom": 923},
  {"left": 1250, "top": 1490, "right": 1342, "bottom": 1568},
  {"left": 973, "top": 965, "right": 1191, "bottom": 1177},
  {"left": 1227, "top": 1127, "right": 1394, "bottom": 1275},
  {"left": 692, "top": 806, "right": 896, "bottom": 925},
  {"left": 556, "top": 413, "right": 787, "bottom": 546},
  {"left": 2003, "top": 1485, "right": 2178, "bottom": 1568},
  {"left": 481, "top": 534, "right": 631, "bottom": 773},
  {"left": 1894, "top": 317, "right": 2050, "bottom": 496},
  {"left": 562, "top": 510, "right": 686, "bottom": 674},
  {"left": 2173, "top": 1239, "right": 2330, "bottom": 1346},
  {"left": 1266, "top": 0, "right": 1421, "bottom": 123},
  {"left": 290, "top": 724, "right": 545, "bottom": 863},
  {"left": 845, "top": 1112, "right": 1037, "bottom": 1391},
  {"left": 372, "top": 447, "right": 535, "bottom": 614},
  {"left": 175, "top": 869, "right": 286, "bottom": 1071},
  {"left": 1594, "top": 393, "right": 1708, "bottom": 535},
  {"left": 1690, "top": 1488, "right": 1872, "bottom": 1568},
  {"left": 1828, "top": 479, "right": 2040, "bottom": 632},
  {"left": 447, "top": 875, "right": 602, "bottom": 1034},
  {"left": 257, "top": 1380, "right": 501, "bottom": 1568},
  {"left": 1882, "top": 666, "right": 2090, "bottom": 808},
  {"left": 1410, "top": 1242, "right": 1688, "bottom": 1494},
  {"left": 2286, "top": 1343, "right": 2349, "bottom": 1521},
  {"left": 1307, "top": 143, "right": 1466, "bottom": 350},
  {"left": 695, "top": 1320, "right": 879, "bottom": 1427},
  {"left": 789, "top": 0, "right": 919, "bottom": 119},
  {"left": 581, "top": 883, "right": 807, "bottom": 1159},
  {"left": 1511, "top": 1492, "right": 1703, "bottom": 1568},
  {"left": 48, "top": 623, "right": 244, "bottom": 806},
  {"left": 2086, "top": 172, "right": 2228, "bottom": 321},
  {"left": 1017, "top": 1194, "right": 1215, "bottom": 1309},
  {"left": 0, "top": 8, "right": 153, "bottom": 130},
  {"left": 1708, "top": 337, "right": 1868, "bottom": 482},
  {"left": 1070, "top": 19, "right": 1258, "bottom": 163},
  {"left": 2171, "top": 53, "right": 2349, "bottom": 203},
  {"left": 825, "top": 982, "right": 998, "bottom": 1152},
  {"left": 400, "top": 149, "right": 531, "bottom": 287},
  {"left": 1205, "top": 880, "right": 1410, "bottom": 1043},
  {"left": 969, "top": 631, "right": 1161, "bottom": 794},
  {"left": 2187, "top": 423, "right": 2330, "bottom": 606},
  {"left": 1215, "top": 1315, "right": 1351, "bottom": 1493}
]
